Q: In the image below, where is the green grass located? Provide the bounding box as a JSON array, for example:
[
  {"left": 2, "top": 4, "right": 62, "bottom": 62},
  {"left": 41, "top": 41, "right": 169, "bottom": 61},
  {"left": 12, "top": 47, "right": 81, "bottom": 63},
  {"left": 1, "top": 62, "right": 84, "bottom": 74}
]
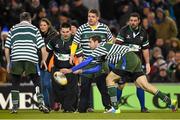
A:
[{"left": 0, "top": 110, "right": 180, "bottom": 119}]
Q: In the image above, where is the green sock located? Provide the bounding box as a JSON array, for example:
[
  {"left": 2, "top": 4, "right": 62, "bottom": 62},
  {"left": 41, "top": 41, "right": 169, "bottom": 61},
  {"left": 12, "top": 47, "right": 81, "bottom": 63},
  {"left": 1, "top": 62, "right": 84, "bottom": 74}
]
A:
[
  {"left": 108, "top": 86, "right": 118, "bottom": 109},
  {"left": 36, "top": 93, "right": 44, "bottom": 106},
  {"left": 155, "top": 90, "right": 171, "bottom": 105},
  {"left": 11, "top": 90, "right": 19, "bottom": 109}
]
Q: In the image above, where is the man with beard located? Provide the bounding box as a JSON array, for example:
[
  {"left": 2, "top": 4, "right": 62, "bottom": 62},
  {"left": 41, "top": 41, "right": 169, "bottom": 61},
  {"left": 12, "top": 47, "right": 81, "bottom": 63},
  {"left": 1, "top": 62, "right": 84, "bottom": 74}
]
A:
[{"left": 114, "top": 12, "right": 150, "bottom": 112}]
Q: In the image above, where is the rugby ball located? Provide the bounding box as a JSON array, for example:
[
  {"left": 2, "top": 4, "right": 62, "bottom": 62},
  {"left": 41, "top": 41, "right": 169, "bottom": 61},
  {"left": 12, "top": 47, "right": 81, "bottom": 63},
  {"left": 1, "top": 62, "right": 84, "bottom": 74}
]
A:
[{"left": 53, "top": 71, "right": 68, "bottom": 86}]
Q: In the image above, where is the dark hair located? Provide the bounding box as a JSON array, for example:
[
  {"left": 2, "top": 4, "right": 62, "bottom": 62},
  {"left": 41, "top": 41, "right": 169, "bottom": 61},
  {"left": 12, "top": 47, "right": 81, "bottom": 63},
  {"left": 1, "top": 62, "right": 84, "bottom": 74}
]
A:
[
  {"left": 129, "top": 12, "right": 141, "bottom": 20},
  {"left": 71, "top": 20, "right": 79, "bottom": 28},
  {"left": 59, "top": 12, "right": 70, "bottom": 18},
  {"left": 20, "top": 12, "right": 31, "bottom": 22},
  {"left": 90, "top": 35, "right": 102, "bottom": 43},
  {"left": 61, "top": 22, "right": 71, "bottom": 29},
  {"left": 88, "top": 9, "right": 100, "bottom": 17}
]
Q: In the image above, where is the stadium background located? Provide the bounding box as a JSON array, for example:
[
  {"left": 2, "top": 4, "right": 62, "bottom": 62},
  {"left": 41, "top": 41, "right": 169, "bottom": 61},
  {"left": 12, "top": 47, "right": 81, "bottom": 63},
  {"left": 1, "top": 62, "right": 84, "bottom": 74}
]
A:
[{"left": 0, "top": 0, "right": 180, "bottom": 119}]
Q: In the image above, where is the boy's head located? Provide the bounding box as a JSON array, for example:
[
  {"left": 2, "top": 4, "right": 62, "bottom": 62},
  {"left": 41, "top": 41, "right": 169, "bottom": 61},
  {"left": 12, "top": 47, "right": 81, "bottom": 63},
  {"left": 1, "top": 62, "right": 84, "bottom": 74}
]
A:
[{"left": 89, "top": 35, "right": 102, "bottom": 49}]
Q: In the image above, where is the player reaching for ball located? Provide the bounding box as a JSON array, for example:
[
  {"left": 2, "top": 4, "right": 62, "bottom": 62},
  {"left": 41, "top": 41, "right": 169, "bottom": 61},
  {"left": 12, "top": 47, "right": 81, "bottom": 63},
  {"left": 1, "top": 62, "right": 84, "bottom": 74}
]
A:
[
  {"left": 46, "top": 23, "right": 78, "bottom": 112},
  {"left": 61, "top": 35, "right": 178, "bottom": 113}
]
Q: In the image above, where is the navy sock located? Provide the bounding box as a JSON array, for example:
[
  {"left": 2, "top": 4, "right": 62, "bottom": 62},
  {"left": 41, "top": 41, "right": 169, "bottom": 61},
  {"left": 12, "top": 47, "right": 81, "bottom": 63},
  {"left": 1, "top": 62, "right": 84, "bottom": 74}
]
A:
[
  {"left": 117, "top": 89, "right": 122, "bottom": 102},
  {"left": 137, "top": 87, "right": 145, "bottom": 109}
]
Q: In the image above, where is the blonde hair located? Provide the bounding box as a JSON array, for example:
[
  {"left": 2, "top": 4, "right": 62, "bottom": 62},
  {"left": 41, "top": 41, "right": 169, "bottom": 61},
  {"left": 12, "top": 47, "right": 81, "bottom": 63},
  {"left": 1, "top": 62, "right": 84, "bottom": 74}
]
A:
[{"left": 39, "top": 18, "right": 52, "bottom": 29}]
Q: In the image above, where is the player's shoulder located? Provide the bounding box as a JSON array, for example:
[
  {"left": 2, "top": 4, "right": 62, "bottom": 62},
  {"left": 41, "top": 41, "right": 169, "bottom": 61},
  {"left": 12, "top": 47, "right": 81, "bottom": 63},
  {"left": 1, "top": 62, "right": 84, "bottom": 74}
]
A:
[
  {"left": 78, "top": 23, "right": 89, "bottom": 30},
  {"left": 31, "top": 24, "right": 38, "bottom": 30},
  {"left": 140, "top": 27, "right": 146, "bottom": 33},
  {"left": 120, "top": 25, "right": 129, "bottom": 31},
  {"left": 52, "top": 34, "right": 60, "bottom": 41},
  {"left": 99, "top": 22, "right": 109, "bottom": 28}
]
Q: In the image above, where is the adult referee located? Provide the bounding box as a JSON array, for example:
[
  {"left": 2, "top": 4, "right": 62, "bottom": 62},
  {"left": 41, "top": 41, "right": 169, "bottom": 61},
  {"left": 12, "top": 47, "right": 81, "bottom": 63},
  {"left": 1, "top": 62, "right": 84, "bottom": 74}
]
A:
[{"left": 5, "top": 12, "right": 49, "bottom": 113}]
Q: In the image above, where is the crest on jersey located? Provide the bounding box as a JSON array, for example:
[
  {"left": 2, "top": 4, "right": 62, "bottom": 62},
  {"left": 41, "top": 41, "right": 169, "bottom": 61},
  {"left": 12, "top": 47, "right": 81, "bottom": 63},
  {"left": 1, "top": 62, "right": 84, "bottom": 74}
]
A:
[
  {"left": 126, "top": 35, "right": 131, "bottom": 39},
  {"left": 55, "top": 44, "right": 59, "bottom": 48},
  {"left": 140, "top": 36, "right": 144, "bottom": 41}
]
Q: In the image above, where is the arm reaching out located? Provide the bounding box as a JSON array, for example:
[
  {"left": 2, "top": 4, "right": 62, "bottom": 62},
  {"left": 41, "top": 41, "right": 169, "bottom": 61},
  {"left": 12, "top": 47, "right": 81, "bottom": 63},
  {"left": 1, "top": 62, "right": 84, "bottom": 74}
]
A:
[
  {"left": 73, "top": 65, "right": 101, "bottom": 74},
  {"left": 60, "top": 56, "right": 94, "bottom": 74}
]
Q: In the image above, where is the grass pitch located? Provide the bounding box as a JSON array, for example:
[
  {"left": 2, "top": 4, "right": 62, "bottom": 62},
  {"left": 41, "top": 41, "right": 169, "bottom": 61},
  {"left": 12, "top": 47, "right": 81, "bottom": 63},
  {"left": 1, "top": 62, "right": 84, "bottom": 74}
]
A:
[{"left": 0, "top": 110, "right": 180, "bottom": 120}]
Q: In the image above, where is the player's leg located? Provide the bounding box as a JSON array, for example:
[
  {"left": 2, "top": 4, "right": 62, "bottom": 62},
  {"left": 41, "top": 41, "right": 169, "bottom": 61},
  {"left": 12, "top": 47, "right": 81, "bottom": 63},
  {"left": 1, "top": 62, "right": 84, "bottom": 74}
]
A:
[
  {"left": 63, "top": 73, "right": 78, "bottom": 112},
  {"left": 106, "top": 71, "right": 121, "bottom": 110},
  {"left": 51, "top": 67, "right": 62, "bottom": 111},
  {"left": 123, "top": 52, "right": 148, "bottom": 112},
  {"left": 10, "top": 74, "right": 21, "bottom": 113},
  {"left": 26, "top": 62, "right": 49, "bottom": 113},
  {"left": 117, "top": 81, "right": 126, "bottom": 102},
  {"left": 40, "top": 70, "right": 52, "bottom": 109},
  {"left": 78, "top": 75, "right": 91, "bottom": 113},
  {"left": 136, "top": 87, "right": 148, "bottom": 112},
  {"left": 96, "top": 73, "right": 112, "bottom": 112},
  {"left": 108, "top": 60, "right": 125, "bottom": 103},
  {"left": 135, "top": 75, "right": 177, "bottom": 111},
  {"left": 10, "top": 61, "right": 24, "bottom": 113},
  {"left": 87, "top": 88, "right": 94, "bottom": 112},
  {"left": 136, "top": 64, "right": 149, "bottom": 112}
]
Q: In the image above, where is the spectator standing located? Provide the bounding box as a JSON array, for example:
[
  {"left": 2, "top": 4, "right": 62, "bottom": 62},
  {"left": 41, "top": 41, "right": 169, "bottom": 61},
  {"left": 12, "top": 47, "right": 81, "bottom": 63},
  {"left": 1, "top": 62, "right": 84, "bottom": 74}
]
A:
[{"left": 39, "top": 18, "right": 58, "bottom": 110}]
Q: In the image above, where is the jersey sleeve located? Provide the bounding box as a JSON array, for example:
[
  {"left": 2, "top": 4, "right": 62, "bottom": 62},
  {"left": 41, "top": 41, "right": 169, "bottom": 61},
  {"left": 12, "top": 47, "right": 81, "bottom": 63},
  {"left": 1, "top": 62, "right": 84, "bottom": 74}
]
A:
[
  {"left": 46, "top": 39, "right": 54, "bottom": 51},
  {"left": 36, "top": 29, "right": 45, "bottom": 49},
  {"left": 116, "top": 29, "right": 125, "bottom": 45},
  {"left": 82, "top": 65, "right": 101, "bottom": 74},
  {"left": 71, "top": 56, "right": 94, "bottom": 72},
  {"left": 142, "top": 31, "right": 150, "bottom": 49},
  {"left": 106, "top": 25, "right": 113, "bottom": 42},
  {"left": 5, "top": 30, "right": 12, "bottom": 49},
  {"left": 73, "top": 26, "right": 82, "bottom": 44},
  {"left": 75, "top": 48, "right": 83, "bottom": 57},
  {"left": 91, "top": 46, "right": 108, "bottom": 58},
  {"left": 71, "top": 42, "right": 78, "bottom": 55}
]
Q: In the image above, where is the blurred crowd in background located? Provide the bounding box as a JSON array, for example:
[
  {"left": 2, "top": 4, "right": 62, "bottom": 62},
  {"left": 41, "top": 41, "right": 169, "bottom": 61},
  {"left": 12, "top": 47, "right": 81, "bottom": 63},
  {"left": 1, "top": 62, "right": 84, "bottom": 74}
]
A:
[{"left": 0, "top": 0, "right": 180, "bottom": 83}]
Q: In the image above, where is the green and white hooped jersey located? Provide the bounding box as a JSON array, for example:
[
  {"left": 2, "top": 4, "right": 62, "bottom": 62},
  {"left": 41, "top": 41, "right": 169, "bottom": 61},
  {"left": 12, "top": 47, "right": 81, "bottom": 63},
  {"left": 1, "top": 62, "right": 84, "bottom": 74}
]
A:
[
  {"left": 73, "top": 22, "right": 113, "bottom": 63},
  {"left": 5, "top": 21, "right": 44, "bottom": 63},
  {"left": 91, "top": 43, "right": 130, "bottom": 64}
]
